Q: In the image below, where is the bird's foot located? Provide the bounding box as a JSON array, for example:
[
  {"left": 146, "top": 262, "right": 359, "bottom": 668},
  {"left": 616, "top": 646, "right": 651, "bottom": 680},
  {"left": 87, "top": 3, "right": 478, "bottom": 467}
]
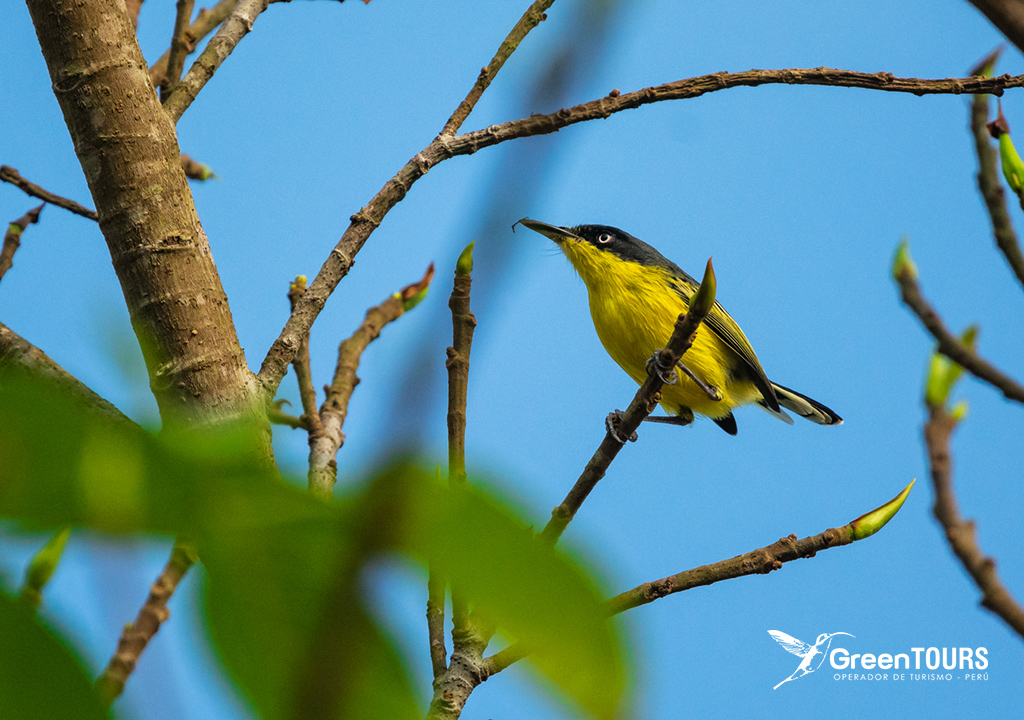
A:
[
  {"left": 605, "top": 410, "right": 638, "bottom": 444},
  {"left": 645, "top": 352, "right": 679, "bottom": 384},
  {"left": 644, "top": 414, "right": 693, "bottom": 427},
  {"left": 675, "top": 361, "right": 723, "bottom": 402}
]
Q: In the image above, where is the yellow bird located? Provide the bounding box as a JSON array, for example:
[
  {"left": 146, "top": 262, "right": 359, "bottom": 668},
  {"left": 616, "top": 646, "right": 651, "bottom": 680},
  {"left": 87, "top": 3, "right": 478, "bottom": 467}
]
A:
[{"left": 517, "top": 219, "right": 841, "bottom": 435}]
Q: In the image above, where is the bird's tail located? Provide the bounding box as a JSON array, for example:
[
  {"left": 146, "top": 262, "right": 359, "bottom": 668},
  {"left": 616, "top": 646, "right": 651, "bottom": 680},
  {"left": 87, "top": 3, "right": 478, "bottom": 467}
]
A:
[{"left": 768, "top": 383, "right": 843, "bottom": 426}]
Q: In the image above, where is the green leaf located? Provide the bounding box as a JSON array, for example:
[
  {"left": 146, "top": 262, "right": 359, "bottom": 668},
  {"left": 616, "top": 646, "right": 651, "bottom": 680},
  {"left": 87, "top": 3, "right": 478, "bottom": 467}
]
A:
[
  {"left": 891, "top": 238, "right": 917, "bottom": 282},
  {"left": 0, "top": 589, "right": 109, "bottom": 720},
  {"left": 849, "top": 480, "right": 915, "bottom": 541},
  {"left": 20, "top": 525, "right": 72, "bottom": 609},
  {"left": 456, "top": 241, "right": 475, "bottom": 276}
]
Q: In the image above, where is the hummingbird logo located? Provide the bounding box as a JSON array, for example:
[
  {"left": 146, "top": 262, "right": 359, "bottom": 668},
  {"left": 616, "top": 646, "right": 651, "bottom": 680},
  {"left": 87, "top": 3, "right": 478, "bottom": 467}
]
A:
[{"left": 768, "top": 630, "right": 854, "bottom": 689}]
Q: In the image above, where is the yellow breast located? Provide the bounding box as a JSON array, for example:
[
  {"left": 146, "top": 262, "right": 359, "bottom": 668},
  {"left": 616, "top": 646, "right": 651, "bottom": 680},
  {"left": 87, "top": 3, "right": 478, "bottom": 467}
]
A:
[{"left": 560, "top": 239, "right": 760, "bottom": 420}]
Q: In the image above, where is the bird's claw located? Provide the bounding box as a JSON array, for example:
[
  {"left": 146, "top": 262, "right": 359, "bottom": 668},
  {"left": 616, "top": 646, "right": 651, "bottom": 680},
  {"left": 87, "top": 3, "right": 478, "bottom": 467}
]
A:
[
  {"left": 606, "top": 410, "right": 638, "bottom": 444},
  {"left": 646, "top": 353, "right": 678, "bottom": 385}
]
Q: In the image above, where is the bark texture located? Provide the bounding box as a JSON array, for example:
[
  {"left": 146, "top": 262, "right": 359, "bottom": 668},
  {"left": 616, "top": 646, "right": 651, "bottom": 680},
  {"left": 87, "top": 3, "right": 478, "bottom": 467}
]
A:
[{"left": 26, "top": 0, "right": 267, "bottom": 440}]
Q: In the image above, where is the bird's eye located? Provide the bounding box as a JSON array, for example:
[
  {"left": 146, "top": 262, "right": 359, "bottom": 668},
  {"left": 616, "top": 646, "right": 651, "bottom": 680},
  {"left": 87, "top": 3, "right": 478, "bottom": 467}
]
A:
[{"left": 597, "top": 233, "right": 612, "bottom": 244}]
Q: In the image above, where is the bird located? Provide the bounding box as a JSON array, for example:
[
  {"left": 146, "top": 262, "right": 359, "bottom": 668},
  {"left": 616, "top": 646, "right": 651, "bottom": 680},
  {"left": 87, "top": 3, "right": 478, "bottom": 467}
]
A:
[
  {"left": 768, "top": 630, "right": 854, "bottom": 689},
  {"left": 515, "top": 218, "right": 842, "bottom": 435}
]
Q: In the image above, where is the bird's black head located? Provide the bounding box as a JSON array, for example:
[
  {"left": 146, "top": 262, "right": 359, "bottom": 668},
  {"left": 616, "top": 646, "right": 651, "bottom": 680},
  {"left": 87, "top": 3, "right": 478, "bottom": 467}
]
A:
[
  {"left": 516, "top": 218, "right": 677, "bottom": 271},
  {"left": 564, "top": 224, "right": 676, "bottom": 268}
]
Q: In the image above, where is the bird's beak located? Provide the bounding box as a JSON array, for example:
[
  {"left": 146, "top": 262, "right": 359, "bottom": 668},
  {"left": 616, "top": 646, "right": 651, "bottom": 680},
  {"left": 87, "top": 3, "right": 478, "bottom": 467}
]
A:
[{"left": 514, "top": 218, "right": 581, "bottom": 245}]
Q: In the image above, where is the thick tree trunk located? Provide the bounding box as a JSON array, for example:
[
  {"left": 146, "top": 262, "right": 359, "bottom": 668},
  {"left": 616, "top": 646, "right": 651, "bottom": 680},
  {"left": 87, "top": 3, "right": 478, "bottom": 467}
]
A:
[{"left": 25, "top": 0, "right": 270, "bottom": 451}]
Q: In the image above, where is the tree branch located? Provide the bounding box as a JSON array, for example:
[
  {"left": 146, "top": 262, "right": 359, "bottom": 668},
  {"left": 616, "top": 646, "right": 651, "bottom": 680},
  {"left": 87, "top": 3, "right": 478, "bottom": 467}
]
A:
[
  {"left": 148, "top": 0, "right": 238, "bottom": 90},
  {"left": 161, "top": 0, "right": 196, "bottom": 101},
  {"left": 538, "top": 260, "right": 716, "bottom": 545},
  {"left": 287, "top": 276, "right": 322, "bottom": 434},
  {"left": 96, "top": 541, "right": 198, "bottom": 705},
  {"left": 895, "top": 262, "right": 1024, "bottom": 403},
  {"left": 0, "top": 204, "right": 43, "bottom": 284},
  {"left": 26, "top": 0, "right": 266, "bottom": 440},
  {"left": 445, "top": 244, "right": 476, "bottom": 643},
  {"left": 0, "top": 322, "right": 137, "bottom": 429},
  {"left": 439, "top": 0, "right": 555, "bottom": 136},
  {"left": 968, "top": 0, "right": 1024, "bottom": 56},
  {"left": 968, "top": 75, "right": 1024, "bottom": 289},
  {"left": 306, "top": 264, "right": 434, "bottom": 498},
  {"left": 256, "top": 68, "right": 1024, "bottom": 399},
  {"left": 924, "top": 404, "right": 1024, "bottom": 639},
  {"left": 0, "top": 165, "right": 98, "bottom": 221},
  {"left": 485, "top": 481, "right": 914, "bottom": 676},
  {"left": 163, "top": 0, "right": 272, "bottom": 123}
]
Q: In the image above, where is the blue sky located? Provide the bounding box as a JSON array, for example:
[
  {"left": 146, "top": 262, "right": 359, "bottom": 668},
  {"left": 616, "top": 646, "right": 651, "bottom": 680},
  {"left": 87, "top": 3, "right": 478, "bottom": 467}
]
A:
[{"left": 2, "top": 0, "right": 1023, "bottom": 718}]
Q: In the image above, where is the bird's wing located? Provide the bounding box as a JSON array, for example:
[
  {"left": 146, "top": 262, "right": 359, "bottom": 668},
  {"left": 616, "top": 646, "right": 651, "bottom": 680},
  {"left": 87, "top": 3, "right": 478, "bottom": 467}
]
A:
[
  {"left": 768, "top": 630, "right": 812, "bottom": 657},
  {"left": 669, "top": 272, "right": 780, "bottom": 412}
]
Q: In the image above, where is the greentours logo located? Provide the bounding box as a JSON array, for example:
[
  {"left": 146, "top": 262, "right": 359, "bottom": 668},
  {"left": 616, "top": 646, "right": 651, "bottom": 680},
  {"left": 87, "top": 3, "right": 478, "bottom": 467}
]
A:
[
  {"left": 768, "top": 630, "right": 990, "bottom": 688},
  {"left": 768, "top": 630, "right": 853, "bottom": 689}
]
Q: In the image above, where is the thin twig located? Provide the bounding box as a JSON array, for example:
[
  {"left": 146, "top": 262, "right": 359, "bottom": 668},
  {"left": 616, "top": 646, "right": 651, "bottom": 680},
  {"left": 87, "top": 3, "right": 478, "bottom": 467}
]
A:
[
  {"left": 161, "top": 0, "right": 196, "bottom": 100},
  {"left": 0, "top": 204, "right": 43, "bottom": 284},
  {"left": 426, "top": 571, "right": 447, "bottom": 678},
  {"left": 268, "top": 405, "right": 305, "bottom": 428},
  {"left": 163, "top": 0, "right": 271, "bottom": 122},
  {"left": 0, "top": 166, "right": 97, "bottom": 221},
  {"left": 256, "top": 68, "right": 1024, "bottom": 399},
  {"left": 969, "top": 82, "right": 1024, "bottom": 289},
  {"left": 446, "top": 250, "right": 476, "bottom": 633},
  {"left": 485, "top": 523, "right": 863, "bottom": 676},
  {"left": 439, "top": 0, "right": 555, "bottom": 136},
  {"left": 924, "top": 404, "right": 1024, "bottom": 639},
  {"left": 895, "top": 265, "right": 1024, "bottom": 403},
  {"left": 538, "top": 262, "right": 715, "bottom": 546},
  {"left": 149, "top": 0, "right": 238, "bottom": 89},
  {"left": 306, "top": 264, "right": 435, "bottom": 498},
  {"left": 287, "top": 277, "right": 322, "bottom": 434},
  {"left": 96, "top": 540, "right": 197, "bottom": 705}
]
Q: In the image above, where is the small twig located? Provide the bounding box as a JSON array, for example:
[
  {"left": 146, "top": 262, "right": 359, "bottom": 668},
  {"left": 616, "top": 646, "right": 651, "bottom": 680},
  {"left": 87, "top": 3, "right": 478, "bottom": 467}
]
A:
[
  {"left": 268, "top": 404, "right": 305, "bottom": 428},
  {"left": 161, "top": 0, "right": 196, "bottom": 101},
  {"left": 96, "top": 540, "right": 197, "bottom": 705},
  {"left": 149, "top": 0, "right": 238, "bottom": 89},
  {"left": 445, "top": 244, "right": 476, "bottom": 636},
  {"left": 486, "top": 527, "right": 858, "bottom": 676},
  {"left": 485, "top": 480, "right": 914, "bottom": 676},
  {"left": 426, "top": 571, "right": 447, "bottom": 678},
  {"left": 0, "top": 204, "right": 43, "bottom": 284},
  {"left": 163, "top": 0, "right": 272, "bottom": 122},
  {"left": 257, "top": 68, "right": 1024, "bottom": 400},
  {"left": 306, "top": 264, "right": 435, "bottom": 498},
  {"left": 969, "top": 80, "right": 1024, "bottom": 289},
  {"left": 537, "top": 260, "right": 716, "bottom": 546},
  {"left": 0, "top": 166, "right": 97, "bottom": 221},
  {"left": 924, "top": 404, "right": 1024, "bottom": 639},
  {"left": 287, "top": 277, "right": 322, "bottom": 434},
  {"left": 179, "top": 153, "right": 217, "bottom": 181},
  {"left": 895, "top": 264, "right": 1024, "bottom": 403},
  {"left": 439, "top": 0, "right": 554, "bottom": 136}
]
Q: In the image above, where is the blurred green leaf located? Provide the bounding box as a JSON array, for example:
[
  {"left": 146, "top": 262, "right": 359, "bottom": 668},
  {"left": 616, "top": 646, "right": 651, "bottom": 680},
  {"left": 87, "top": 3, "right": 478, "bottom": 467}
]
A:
[
  {"left": 20, "top": 525, "right": 72, "bottom": 609},
  {"left": 0, "top": 589, "right": 109, "bottom": 720},
  {"left": 0, "top": 378, "right": 627, "bottom": 718},
  {"left": 371, "top": 464, "right": 628, "bottom": 718}
]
